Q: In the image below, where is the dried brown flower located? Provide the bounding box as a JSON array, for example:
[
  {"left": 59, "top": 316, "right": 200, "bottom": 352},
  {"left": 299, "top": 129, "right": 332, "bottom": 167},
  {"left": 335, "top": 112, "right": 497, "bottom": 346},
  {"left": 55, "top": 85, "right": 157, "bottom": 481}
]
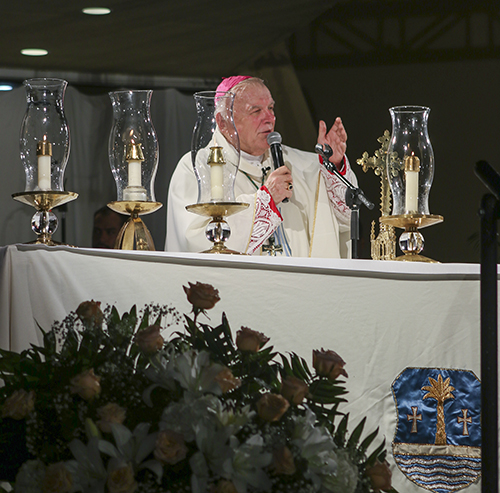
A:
[
  {"left": 272, "top": 445, "right": 296, "bottom": 475},
  {"left": 183, "top": 282, "right": 220, "bottom": 310},
  {"left": 236, "top": 326, "right": 269, "bottom": 352},
  {"left": 1, "top": 389, "right": 35, "bottom": 420},
  {"left": 134, "top": 325, "right": 164, "bottom": 354},
  {"left": 76, "top": 300, "right": 104, "bottom": 328},
  {"left": 280, "top": 375, "right": 309, "bottom": 405},
  {"left": 366, "top": 459, "right": 392, "bottom": 492},
  {"left": 256, "top": 393, "right": 290, "bottom": 422},
  {"left": 70, "top": 369, "right": 101, "bottom": 401},
  {"left": 312, "top": 348, "right": 348, "bottom": 381}
]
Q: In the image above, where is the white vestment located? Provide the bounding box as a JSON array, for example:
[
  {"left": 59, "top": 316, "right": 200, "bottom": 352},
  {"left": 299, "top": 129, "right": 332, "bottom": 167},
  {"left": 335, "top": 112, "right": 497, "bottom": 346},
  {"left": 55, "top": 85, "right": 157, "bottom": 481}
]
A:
[{"left": 165, "top": 137, "right": 358, "bottom": 258}]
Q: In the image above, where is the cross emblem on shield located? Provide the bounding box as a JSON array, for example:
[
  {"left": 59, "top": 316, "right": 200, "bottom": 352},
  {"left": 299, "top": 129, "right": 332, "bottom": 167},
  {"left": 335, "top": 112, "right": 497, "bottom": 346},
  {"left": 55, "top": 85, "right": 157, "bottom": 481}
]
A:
[{"left": 392, "top": 367, "right": 481, "bottom": 492}]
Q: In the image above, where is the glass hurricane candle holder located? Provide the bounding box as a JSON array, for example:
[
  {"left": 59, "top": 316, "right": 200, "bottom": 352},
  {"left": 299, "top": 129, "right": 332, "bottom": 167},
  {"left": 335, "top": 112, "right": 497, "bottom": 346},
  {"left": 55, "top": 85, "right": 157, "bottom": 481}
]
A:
[
  {"left": 185, "top": 91, "right": 248, "bottom": 254},
  {"left": 108, "top": 90, "right": 158, "bottom": 202},
  {"left": 19, "top": 78, "right": 70, "bottom": 192},
  {"left": 12, "top": 78, "right": 77, "bottom": 245},
  {"left": 107, "top": 90, "right": 162, "bottom": 250},
  {"left": 381, "top": 105, "right": 443, "bottom": 262}
]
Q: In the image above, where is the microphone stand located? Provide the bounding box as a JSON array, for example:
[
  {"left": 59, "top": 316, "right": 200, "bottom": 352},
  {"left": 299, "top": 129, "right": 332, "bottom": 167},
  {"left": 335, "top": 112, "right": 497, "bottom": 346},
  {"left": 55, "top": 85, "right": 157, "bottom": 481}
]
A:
[{"left": 315, "top": 144, "right": 374, "bottom": 259}]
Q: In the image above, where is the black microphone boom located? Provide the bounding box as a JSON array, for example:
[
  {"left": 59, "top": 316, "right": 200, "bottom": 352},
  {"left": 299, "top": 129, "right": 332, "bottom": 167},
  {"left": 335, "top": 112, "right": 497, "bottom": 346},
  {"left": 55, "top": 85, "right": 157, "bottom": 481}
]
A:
[{"left": 267, "top": 132, "right": 285, "bottom": 170}]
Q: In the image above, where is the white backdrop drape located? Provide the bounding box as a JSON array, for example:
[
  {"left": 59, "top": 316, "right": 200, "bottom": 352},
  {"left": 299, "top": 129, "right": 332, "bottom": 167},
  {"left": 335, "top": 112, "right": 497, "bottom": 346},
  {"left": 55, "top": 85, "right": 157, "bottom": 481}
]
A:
[{"left": 0, "top": 86, "right": 197, "bottom": 249}]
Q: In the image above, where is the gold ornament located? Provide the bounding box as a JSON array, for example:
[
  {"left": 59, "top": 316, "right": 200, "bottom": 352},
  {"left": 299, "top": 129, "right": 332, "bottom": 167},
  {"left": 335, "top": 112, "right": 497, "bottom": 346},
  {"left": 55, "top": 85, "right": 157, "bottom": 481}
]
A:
[{"left": 356, "top": 130, "right": 400, "bottom": 260}]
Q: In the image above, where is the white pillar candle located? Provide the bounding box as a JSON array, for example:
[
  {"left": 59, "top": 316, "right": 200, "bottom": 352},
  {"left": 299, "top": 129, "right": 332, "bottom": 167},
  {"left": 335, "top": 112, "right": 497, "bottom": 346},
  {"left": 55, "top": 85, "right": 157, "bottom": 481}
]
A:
[
  {"left": 36, "top": 135, "right": 52, "bottom": 190},
  {"left": 208, "top": 146, "right": 225, "bottom": 201},
  {"left": 127, "top": 160, "right": 142, "bottom": 187},
  {"left": 404, "top": 153, "right": 420, "bottom": 214},
  {"left": 122, "top": 140, "right": 147, "bottom": 201},
  {"left": 210, "top": 164, "right": 224, "bottom": 200}
]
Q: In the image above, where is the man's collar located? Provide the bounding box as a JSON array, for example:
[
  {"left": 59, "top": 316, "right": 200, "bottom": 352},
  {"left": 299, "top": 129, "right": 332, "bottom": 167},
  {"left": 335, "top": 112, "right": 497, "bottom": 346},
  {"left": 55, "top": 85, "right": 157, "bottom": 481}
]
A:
[{"left": 239, "top": 149, "right": 271, "bottom": 177}]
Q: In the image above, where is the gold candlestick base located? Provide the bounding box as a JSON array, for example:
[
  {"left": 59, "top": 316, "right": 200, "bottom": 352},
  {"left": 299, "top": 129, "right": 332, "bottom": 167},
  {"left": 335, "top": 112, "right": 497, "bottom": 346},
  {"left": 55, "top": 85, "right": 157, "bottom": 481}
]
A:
[
  {"left": 380, "top": 214, "right": 443, "bottom": 262},
  {"left": 186, "top": 201, "right": 249, "bottom": 254},
  {"left": 12, "top": 190, "right": 78, "bottom": 245},
  {"left": 108, "top": 201, "right": 162, "bottom": 251}
]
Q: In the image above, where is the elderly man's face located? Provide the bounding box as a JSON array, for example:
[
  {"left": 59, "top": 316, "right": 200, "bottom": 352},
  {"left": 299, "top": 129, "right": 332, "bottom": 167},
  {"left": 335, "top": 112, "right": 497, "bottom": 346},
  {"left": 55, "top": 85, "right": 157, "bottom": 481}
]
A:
[{"left": 233, "top": 83, "right": 276, "bottom": 156}]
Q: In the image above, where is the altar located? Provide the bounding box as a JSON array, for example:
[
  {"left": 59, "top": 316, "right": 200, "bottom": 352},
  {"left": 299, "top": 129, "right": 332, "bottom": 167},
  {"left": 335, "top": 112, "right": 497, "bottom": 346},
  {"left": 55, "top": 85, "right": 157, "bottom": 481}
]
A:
[{"left": 0, "top": 243, "right": 489, "bottom": 492}]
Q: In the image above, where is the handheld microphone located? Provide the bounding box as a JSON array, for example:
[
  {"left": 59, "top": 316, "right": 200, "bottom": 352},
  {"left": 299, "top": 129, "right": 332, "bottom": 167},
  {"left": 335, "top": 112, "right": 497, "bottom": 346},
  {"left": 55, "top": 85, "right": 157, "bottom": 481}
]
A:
[
  {"left": 267, "top": 132, "right": 285, "bottom": 170},
  {"left": 266, "top": 131, "right": 288, "bottom": 203}
]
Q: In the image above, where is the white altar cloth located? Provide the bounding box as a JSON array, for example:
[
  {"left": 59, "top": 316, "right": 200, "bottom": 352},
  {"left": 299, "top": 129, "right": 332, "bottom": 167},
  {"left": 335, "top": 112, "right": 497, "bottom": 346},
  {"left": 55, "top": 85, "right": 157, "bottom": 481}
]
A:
[{"left": 0, "top": 244, "right": 491, "bottom": 492}]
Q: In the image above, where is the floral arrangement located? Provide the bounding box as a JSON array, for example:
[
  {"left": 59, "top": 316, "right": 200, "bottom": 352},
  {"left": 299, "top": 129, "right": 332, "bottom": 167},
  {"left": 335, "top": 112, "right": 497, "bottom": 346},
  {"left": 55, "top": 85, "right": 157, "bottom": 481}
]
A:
[{"left": 0, "top": 282, "right": 395, "bottom": 493}]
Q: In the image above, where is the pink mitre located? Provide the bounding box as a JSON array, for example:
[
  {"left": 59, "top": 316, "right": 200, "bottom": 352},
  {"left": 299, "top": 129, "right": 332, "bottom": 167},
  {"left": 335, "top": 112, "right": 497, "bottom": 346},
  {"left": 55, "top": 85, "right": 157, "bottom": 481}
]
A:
[{"left": 216, "top": 75, "right": 252, "bottom": 93}]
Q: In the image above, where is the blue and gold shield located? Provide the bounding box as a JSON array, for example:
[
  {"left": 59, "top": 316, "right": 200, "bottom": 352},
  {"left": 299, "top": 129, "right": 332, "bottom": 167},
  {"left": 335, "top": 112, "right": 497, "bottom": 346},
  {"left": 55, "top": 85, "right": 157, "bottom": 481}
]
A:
[{"left": 392, "top": 367, "right": 481, "bottom": 492}]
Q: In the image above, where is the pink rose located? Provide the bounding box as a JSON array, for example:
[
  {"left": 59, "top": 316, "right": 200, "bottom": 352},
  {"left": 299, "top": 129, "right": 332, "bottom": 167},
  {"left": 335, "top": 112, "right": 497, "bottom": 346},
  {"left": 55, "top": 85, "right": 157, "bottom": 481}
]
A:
[
  {"left": 214, "top": 480, "right": 238, "bottom": 493},
  {"left": 134, "top": 325, "right": 164, "bottom": 354},
  {"left": 42, "top": 462, "right": 72, "bottom": 493},
  {"left": 154, "top": 429, "right": 188, "bottom": 465},
  {"left": 280, "top": 375, "right": 309, "bottom": 405},
  {"left": 236, "top": 327, "right": 269, "bottom": 352},
  {"left": 215, "top": 368, "right": 242, "bottom": 393},
  {"left": 70, "top": 369, "right": 101, "bottom": 401},
  {"left": 312, "top": 349, "right": 348, "bottom": 381},
  {"left": 96, "top": 403, "right": 127, "bottom": 433},
  {"left": 256, "top": 393, "right": 290, "bottom": 422},
  {"left": 107, "top": 461, "right": 137, "bottom": 493},
  {"left": 1, "top": 389, "right": 35, "bottom": 420}
]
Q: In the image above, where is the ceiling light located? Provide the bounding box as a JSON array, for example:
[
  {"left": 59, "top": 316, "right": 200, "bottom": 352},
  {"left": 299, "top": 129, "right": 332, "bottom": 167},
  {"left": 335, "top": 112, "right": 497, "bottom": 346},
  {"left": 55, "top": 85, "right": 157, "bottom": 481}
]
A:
[
  {"left": 21, "top": 48, "right": 49, "bottom": 57},
  {"left": 82, "top": 7, "right": 111, "bottom": 15},
  {"left": 0, "top": 84, "right": 13, "bottom": 91}
]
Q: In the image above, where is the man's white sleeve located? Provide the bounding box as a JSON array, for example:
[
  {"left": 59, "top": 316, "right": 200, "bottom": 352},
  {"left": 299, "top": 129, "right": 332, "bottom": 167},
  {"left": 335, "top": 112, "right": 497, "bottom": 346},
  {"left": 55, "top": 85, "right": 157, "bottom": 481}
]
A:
[{"left": 319, "top": 157, "right": 358, "bottom": 233}]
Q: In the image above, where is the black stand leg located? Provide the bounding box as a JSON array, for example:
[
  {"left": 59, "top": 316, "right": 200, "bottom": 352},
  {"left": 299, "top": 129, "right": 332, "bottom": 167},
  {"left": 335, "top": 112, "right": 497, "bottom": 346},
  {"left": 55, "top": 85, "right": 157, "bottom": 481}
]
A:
[
  {"left": 474, "top": 161, "right": 500, "bottom": 493},
  {"left": 479, "top": 193, "right": 498, "bottom": 493},
  {"left": 346, "top": 189, "right": 361, "bottom": 259}
]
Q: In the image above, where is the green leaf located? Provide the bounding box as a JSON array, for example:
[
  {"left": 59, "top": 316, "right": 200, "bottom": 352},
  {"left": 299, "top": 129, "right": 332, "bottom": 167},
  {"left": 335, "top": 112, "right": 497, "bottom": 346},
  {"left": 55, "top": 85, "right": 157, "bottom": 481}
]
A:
[
  {"left": 335, "top": 414, "right": 349, "bottom": 446},
  {"left": 365, "top": 439, "right": 387, "bottom": 467},
  {"left": 347, "top": 417, "right": 366, "bottom": 449},
  {"left": 308, "top": 379, "right": 348, "bottom": 404},
  {"left": 358, "top": 427, "right": 379, "bottom": 455},
  {"left": 108, "top": 305, "right": 121, "bottom": 327},
  {"left": 289, "top": 352, "right": 311, "bottom": 381},
  {"left": 40, "top": 325, "right": 56, "bottom": 355}
]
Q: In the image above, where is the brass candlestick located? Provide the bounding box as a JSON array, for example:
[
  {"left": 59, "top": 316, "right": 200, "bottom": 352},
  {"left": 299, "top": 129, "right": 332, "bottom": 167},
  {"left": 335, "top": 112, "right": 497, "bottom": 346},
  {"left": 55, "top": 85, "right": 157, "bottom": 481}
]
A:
[
  {"left": 383, "top": 106, "right": 443, "bottom": 262},
  {"left": 380, "top": 213, "right": 443, "bottom": 262},
  {"left": 12, "top": 190, "right": 78, "bottom": 245},
  {"left": 108, "top": 201, "right": 162, "bottom": 250},
  {"left": 358, "top": 129, "right": 443, "bottom": 262},
  {"left": 186, "top": 202, "right": 249, "bottom": 254}
]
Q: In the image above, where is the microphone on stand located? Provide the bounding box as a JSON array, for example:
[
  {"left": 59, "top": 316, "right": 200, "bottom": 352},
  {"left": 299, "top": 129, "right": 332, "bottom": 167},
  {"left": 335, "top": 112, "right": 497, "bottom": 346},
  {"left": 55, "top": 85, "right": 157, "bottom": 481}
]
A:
[
  {"left": 315, "top": 142, "right": 374, "bottom": 259},
  {"left": 266, "top": 131, "right": 289, "bottom": 203},
  {"left": 267, "top": 132, "right": 285, "bottom": 169},
  {"left": 315, "top": 143, "right": 374, "bottom": 210}
]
